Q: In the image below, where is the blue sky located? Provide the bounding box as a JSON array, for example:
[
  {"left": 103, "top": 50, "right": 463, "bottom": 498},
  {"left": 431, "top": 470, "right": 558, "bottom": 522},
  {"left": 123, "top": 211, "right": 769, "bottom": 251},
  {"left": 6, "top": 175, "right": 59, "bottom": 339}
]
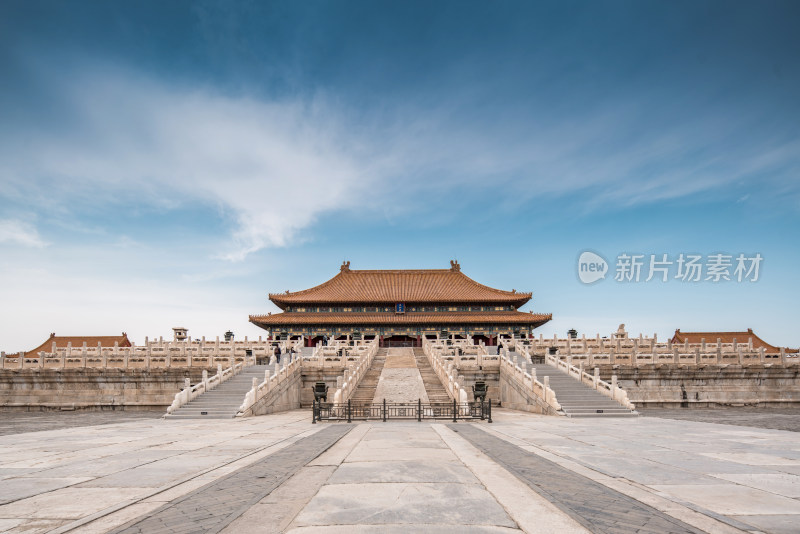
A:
[{"left": 1, "top": 1, "right": 799, "bottom": 352}]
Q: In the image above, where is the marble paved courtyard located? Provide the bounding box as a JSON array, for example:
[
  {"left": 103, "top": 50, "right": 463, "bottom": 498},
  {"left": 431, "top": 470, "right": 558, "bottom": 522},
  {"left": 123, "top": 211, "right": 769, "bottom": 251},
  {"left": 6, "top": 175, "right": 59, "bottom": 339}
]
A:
[{"left": 1, "top": 410, "right": 799, "bottom": 534}]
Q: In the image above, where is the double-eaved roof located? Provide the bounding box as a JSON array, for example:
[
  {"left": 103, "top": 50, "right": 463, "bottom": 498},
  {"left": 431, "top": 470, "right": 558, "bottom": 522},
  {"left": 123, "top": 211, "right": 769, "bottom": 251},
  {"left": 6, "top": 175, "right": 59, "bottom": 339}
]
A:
[{"left": 268, "top": 261, "right": 532, "bottom": 309}]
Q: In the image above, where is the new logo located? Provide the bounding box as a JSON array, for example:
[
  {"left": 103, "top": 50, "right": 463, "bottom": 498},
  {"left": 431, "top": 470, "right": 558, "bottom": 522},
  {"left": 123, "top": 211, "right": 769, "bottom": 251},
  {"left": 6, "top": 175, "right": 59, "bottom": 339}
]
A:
[{"left": 577, "top": 251, "right": 608, "bottom": 284}]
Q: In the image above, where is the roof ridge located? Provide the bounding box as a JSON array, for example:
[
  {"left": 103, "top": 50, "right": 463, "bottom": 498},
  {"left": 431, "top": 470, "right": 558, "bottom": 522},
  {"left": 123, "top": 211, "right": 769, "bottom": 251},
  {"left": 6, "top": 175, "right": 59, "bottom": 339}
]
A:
[{"left": 268, "top": 265, "right": 533, "bottom": 309}]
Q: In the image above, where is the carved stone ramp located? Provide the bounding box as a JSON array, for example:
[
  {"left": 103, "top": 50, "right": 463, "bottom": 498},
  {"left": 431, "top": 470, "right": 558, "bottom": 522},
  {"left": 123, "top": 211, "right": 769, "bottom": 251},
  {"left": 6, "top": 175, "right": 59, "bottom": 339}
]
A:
[
  {"left": 450, "top": 424, "right": 704, "bottom": 534},
  {"left": 348, "top": 349, "right": 387, "bottom": 404},
  {"left": 413, "top": 347, "right": 452, "bottom": 403},
  {"left": 530, "top": 363, "right": 637, "bottom": 418},
  {"left": 371, "top": 348, "right": 429, "bottom": 403},
  {"left": 110, "top": 424, "right": 352, "bottom": 534},
  {"left": 166, "top": 365, "right": 271, "bottom": 419}
]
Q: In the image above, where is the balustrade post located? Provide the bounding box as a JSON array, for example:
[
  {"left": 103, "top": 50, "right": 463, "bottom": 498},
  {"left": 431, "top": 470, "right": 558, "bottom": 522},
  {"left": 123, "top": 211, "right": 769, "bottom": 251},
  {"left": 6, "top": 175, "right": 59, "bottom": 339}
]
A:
[
  {"left": 780, "top": 347, "right": 786, "bottom": 365},
  {"left": 543, "top": 375, "right": 550, "bottom": 403},
  {"left": 759, "top": 347, "right": 765, "bottom": 364},
  {"left": 593, "top": 367, "right": 599, "bottom": 388},
  {"left": 611, "top": 375, "right": 617, "bottom": 400}
]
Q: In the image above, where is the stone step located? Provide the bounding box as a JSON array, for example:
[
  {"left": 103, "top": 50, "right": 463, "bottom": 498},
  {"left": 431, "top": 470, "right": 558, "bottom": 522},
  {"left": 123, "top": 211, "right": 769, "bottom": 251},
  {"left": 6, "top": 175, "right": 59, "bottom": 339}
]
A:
[
  {"left": 558, "top": 400, "right": 627, "bottom": 406},
  {"left": 167, "top": 365, "right": 273, "bottom": 419},
  {"left": 529, "top": 364, "right": 637, "bottom": 418},
  {"left": 164, "top": 414, "right": 235, "bottom": 419},
  {"left": 347, "top": 350, "right": 388, "bottom": 403},
  {"left": 567, "top": 412, "right": 639, "bottom": 418},
  {"left": 169, "top": 409, "right": 239, "bottom": 415},
  {"left": 413, "top": 348, "right": 452, "bottom": 402}
]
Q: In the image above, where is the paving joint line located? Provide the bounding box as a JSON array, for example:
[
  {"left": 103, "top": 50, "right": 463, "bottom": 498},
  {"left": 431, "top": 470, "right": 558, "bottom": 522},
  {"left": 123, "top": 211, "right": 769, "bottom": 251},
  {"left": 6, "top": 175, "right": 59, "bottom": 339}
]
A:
[
  {"left": 48, "top": 419, "right": 320, "bottom": 534},
  {"left": 109, "top": 424, "right": 353, "bottom": 534},
  {"left": 480, "top": 424, "right": 753, "bottom": 533},
  {"left": 449, "top": 424, "right": 708, "bottom": 534}
]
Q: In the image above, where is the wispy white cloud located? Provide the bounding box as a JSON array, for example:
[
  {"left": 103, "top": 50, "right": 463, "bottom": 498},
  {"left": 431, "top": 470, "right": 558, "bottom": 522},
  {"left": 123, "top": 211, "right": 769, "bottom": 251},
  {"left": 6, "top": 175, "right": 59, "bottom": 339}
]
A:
[
  {"left": 1, "top": 67, "right": 378, "bottom": 261},
  {"left": 2, "top": 66, "right": 798, "bottom": 261},
  {"left": 0, "top": 219, "right": 48, "bottom": 248}
]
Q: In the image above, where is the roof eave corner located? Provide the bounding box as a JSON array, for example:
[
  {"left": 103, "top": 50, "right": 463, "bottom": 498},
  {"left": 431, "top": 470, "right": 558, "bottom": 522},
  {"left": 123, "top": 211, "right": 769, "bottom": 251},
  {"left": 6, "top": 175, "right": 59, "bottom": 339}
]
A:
[{"left": 267, "top": 294, "right": 289, "bottom": 310}]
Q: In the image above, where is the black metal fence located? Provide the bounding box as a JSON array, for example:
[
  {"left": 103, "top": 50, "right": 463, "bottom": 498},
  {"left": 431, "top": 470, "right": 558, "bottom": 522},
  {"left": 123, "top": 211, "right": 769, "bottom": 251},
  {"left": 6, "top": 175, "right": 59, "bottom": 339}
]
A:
[{"left": 312, "top": 398, "right": 492, "bottom": 423}]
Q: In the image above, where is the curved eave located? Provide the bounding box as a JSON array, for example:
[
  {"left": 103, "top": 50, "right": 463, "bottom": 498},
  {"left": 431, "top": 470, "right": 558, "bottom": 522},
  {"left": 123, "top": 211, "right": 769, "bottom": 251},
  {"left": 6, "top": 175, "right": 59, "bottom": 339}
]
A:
[
  {"left": 249, "top": 311, "right": 552, "bottom": 328},
  {"left": 267, "top": 269, "right": 533, "bottom": 310},
  {"left": 269, "top": 296, "right": 533, "bottom": 309}
]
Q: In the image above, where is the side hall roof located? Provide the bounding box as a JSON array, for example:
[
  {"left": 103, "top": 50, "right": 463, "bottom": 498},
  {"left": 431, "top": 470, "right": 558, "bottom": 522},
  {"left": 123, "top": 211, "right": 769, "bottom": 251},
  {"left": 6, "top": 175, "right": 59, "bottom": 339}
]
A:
[
  {"left": 671, "top": 328, "right": 798, "bottom": 353},
  {"left": 25, "top": 332, "right": 132, "bottom": 357}
]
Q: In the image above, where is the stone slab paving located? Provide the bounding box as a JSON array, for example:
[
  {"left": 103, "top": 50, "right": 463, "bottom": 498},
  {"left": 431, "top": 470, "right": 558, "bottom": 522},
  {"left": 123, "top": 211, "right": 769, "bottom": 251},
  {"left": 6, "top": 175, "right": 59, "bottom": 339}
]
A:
[
  {"left": 0, "top": 411, "right": 318, "bottom": 533},
  {"left": 451, "top": 423, "right": 706, "bottom": 533},
  {"left": 0, "top": 412, "right": 158, "bottom": 436},
  {"left": 483, "top": 408, "right": 800, "bottom": 533},
  {"left": 110, "top": 425, "right": 353, "bottom": 534},
  {"left": 641, "top": 407, "right": 800, "bottom": 433},
  {"left": 2, "top": 407, "right": 800, "bottom": 533},
  {"left": 281, "top": 422, "right": 586, "bottom": 533}
]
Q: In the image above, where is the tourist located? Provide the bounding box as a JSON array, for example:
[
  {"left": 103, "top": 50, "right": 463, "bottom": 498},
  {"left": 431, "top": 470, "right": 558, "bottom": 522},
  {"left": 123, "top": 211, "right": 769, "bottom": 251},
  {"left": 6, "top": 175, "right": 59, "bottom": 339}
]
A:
[
  {"left": 497, "top": 341, "right": 503, "bottom": 355},
  {"left": 274, "top": 345, "right": 281, "bottom": 363}
]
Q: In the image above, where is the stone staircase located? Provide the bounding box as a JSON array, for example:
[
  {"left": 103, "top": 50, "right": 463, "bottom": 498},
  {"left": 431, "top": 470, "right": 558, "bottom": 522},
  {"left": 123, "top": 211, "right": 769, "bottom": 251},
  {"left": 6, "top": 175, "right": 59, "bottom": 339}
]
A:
[
  {"left": 349, "top": 349, "right": 387, "bottom": 404},
  {"left": 165, "top": 365, "right": 270, "bottom": 420},
  {"left": 413, "top": 348, "right": 452, "bottom": 403},
  {"left": 528, "top": 363, "right": 637, "bottom": 418}
]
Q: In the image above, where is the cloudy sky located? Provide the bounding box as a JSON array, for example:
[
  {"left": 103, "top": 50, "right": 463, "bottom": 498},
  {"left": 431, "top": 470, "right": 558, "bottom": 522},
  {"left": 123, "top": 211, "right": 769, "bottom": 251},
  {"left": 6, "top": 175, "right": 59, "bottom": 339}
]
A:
[{"left": 1, "top": 1, "right": 798, "bottom": 352}]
